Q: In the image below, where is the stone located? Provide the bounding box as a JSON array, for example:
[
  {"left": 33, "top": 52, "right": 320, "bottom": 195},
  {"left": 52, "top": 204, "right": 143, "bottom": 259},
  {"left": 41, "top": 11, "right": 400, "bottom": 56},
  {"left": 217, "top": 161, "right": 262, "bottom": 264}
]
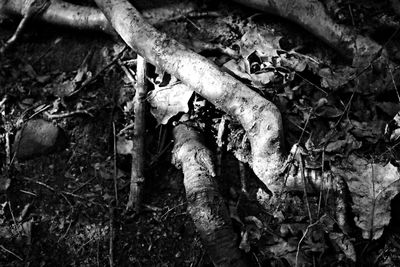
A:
[{"left": 13, "top": 119, "right": 68, "bottom": 160}]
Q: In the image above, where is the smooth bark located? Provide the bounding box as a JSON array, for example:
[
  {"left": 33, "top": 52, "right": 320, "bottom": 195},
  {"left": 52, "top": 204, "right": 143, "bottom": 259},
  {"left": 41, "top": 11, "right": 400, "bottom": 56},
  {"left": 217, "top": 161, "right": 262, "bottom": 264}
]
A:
[{"left": 93, "top": 0, "right": 285, "bottom": 197}]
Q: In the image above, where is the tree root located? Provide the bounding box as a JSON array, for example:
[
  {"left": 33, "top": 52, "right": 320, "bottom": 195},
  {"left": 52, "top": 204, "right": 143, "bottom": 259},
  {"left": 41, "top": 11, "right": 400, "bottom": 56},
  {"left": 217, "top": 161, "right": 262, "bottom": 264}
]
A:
[
  {"left": 94, "top": 0, "right": 285, "bottom": 199},
  {"left": 0, "top": 0, "right": 200, "bottom": 35},
  {"left": 172, "top": 122, "right": 247, "bottom": 267},
  {"left": 231, "top": 0, "right": 384, "bottom": 67}
]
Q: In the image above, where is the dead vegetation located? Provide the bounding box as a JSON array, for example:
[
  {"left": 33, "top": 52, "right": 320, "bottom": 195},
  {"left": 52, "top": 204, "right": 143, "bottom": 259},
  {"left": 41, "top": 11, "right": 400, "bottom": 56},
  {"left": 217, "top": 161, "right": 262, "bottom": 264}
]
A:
[{"left": 1, "top": 0, "right": 400, "bottom": 266}]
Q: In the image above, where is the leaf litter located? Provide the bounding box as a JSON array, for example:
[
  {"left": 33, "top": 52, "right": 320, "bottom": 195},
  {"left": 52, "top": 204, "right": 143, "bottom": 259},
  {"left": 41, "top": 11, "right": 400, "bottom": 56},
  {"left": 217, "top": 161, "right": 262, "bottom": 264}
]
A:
[{"left": 0, "top": 0, "right": 400, "bottom": 266}]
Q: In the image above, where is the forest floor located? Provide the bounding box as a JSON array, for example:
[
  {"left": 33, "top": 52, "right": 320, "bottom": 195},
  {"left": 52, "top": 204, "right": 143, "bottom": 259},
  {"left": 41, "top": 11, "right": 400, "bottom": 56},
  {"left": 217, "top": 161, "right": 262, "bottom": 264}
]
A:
[{"left": 1, "top": 0, "right": 400, "bottom": 266}]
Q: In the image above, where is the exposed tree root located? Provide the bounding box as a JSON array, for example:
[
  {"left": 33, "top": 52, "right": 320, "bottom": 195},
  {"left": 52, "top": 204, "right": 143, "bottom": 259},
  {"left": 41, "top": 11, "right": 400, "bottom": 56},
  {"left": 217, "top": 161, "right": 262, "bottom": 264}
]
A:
[
  {"left": 231, "top": 0, "right": 384, "bottom": 67},
  {"left": 0, "top": 0, "right": 199, "bottom": 34},
  {"left": 126, "top": 55, "right": 147, "bottom": 212},
  {"left": 172, "top": 122, "right": 248, "bottom": 267},
  {"left": 93, "top": 0, "right": 285, "bottom": 198}
]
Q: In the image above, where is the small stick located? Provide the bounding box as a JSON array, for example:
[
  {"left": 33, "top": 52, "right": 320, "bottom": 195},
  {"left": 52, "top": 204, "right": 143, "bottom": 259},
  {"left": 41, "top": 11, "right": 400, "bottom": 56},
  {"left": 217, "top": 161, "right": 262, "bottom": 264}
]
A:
[
  {"left": 108, "top": 205, "right": 115, "bottom": 267},
  {"left": 112, "top": 123, "right": 118, "bottom": 206},
  {"left": 238, "top": 162, "right": 248, "bottom": 195},
  {"left": 44, "top": 109, "right": 95, "bottom": 120},
  {"left": 0, "top": 245, "right": 23, "bottom": 261},
  {"left": 216, "top": 116, "right": 227, "bottom": 177},
  {"left": 72, "top": 177, "right": 96, "bottom": 194},
  {"left": 8, "top": 201, "right": 22, "bottom": 237},
  {"left": 117, "top": 123, "right": 134, "bottom": 136},
  {"left": 126, "top": 55, "right": 147, "bottom": 212},
  {"left": 300, "top": 155, "right": 313, "bottom": 223},
  {"left": 67, "top": 46, "right": 127, "bottom": 97}
]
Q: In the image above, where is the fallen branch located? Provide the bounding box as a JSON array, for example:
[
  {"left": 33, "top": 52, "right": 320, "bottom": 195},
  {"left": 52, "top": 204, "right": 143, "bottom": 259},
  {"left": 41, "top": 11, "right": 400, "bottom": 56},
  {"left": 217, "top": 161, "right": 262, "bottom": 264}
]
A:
[
  {"left": 172, "top": 122, "right": 248, "bottom": 267},
  {"left": 94, "top": 0, "right": 285, "bottom": 198}
]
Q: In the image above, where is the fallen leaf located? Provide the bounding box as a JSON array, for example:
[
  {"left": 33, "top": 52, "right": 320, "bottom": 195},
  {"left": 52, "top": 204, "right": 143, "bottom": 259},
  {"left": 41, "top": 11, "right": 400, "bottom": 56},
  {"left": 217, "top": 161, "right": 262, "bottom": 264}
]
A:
[
  {"left": 332, "top": 155, "right": 400, "bottom": 239},
  {"left": 117, "top": 136, "right": 134, "bottom": 155},
  {"left": 236, "top": 28, "right": 282, "bottom": 59},
  {"left": 147, "top": 83, "right": 193, "bottom": 125}
]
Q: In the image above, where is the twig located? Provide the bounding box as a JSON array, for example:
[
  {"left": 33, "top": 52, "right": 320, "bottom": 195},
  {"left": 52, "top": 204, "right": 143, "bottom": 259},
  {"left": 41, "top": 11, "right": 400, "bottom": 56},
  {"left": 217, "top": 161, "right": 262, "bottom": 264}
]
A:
[
  {"left": 148, "top": 141, "right": 173, "bottom": 167},
  {"left": 316, "top": 150, "right": 325, "bottom": 218},
  {"left": 67, "top": 46, "right": 128, "bottom": 97},
  {"left": 348, "top": 4, "right": 355, "bottom": 26},
  {"left": 22, "top": 177, "right": 56, "bottom": 192},
  {"left": 1, "top": 95, "right": 11, "bottom": 168},
  {"left": 119, "top": 63, "right": 136, "bottom": 83},
  {"left": 238, "top": 162, "right": 248, "bottom": 195},
  {"left": 28, "top": 104, "right": 52, "bottom": 120},
  {"left": 126, "top": 55, "right": 147, "bottom": 212},
  {"left": 390, "top": 68, "right": 400, "bottom": 102},
  {"left": 72, "top": 176, "right": 96, "bottom": 194},
  {"left": 19, "top": 190, "right": 37, "bottom": 197},
  {"left": 5, "top": 125, "right": 11, "bottom": 167},
  {"left": 8, "top": 201, "right": 22, "bottom": 237},
  {"left": 295, "top": 221, "right": 319, "bottom": 267},
  {"left": 117, "top": 123, "right": 134, "bottom": 136},
  {"left": 158, "top": 11, "right": 220, "bottom": 26},
  {"left": 216, "top": 116, "right": 227, "bottom": 177},
  {"left": 108, "top": 205, "right": 115, "bottom": 267},
  {"left": 0, "top": 245, "right": 23, "bottom": 261},
  {"left": 112, "top": 123, "right": 118, "bottom": 206},
  {"left": 161, "top": 202, "right": 186, "bottom": 220},
  {"left": 299, "top": 155, "right": 313, "bottom": 223},
  {"left": 44, "top": 109, "right": 95, "bottom": 120}
]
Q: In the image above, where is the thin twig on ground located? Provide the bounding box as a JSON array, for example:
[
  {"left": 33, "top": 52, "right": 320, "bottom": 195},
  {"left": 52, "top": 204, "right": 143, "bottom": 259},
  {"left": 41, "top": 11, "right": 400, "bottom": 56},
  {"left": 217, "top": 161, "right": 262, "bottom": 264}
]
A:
[
  {"left": 108, "top": 205, "right": 115, "bottom": 267},
  {"left": 0, "top": 245, "right": 23, "bottom": 261},
  {"left": 126, "top": 55, "right": 147, "bottom": 212},
  {"left": 67, "top": 46, "right": 127, "bottom": 97},
  {"left": 44, "top": 109, "right": 95, "bottom": 119},
  {"left": 112, "top": 123, "right": 118, "bottom": 206}
]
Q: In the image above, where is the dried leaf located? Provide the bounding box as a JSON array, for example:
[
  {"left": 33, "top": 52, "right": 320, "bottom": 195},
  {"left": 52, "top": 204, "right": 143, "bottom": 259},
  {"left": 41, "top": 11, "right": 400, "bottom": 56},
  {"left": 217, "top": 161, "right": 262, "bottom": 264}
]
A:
[
  {"left": 236, "top": 28, "right": 282, "bottom": 59},
  {"left": 376, "top": 102, "right": 400, "bottom": 117},
  {"left": 315, "top": 105, "right": 342, "bottom": 118},
  {"left": 332, "top": 155, "right": 400, "bottom": 239},
  {"left": 0, "top": 178, "right": 10, "bottom": 191},
  {"left": 349, "top": 120, "right": 384, "bottom": 143},
  {"left": 325, "top": 133, "right": 362, "bottom": 154},
  {"left": 319, "top": 67, "right": 354, "bottom": 89},
  {"left": 147, "top": 83, "right": 193, "bottom": 125},
  {"left": 116, "top": 136, "right": 133, "bottom": 155},
  {"left": 223, "top": 59, "right": 250, "bottom": 80}
]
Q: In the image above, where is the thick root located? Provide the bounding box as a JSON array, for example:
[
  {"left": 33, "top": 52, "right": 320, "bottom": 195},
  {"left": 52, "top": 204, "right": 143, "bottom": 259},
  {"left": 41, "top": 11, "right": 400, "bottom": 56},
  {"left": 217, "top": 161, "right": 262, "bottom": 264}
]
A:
[
  {"left": 0, "top": 0, "right": 199, "bottom": 34},
  {"left": 93, "top": 0, "right": 285, "bottom": 196},
  {"left": 173, "top": 122, "right": 248, "bottom": 267},
  {"left": 231, "top": 0, "right": 383, "bottom": 67}
]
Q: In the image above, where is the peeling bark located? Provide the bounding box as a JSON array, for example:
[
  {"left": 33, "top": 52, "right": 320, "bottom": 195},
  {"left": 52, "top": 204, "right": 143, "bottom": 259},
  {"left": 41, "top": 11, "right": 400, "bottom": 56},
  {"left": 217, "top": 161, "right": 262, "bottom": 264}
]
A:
[
  {"left": 231, "top": 0, "right": 383, "bottom": 67},
  {"left": 93, "top": 0, "right": 285, "bottom": 197},
  {"left": 172, "top": 122, "right": 248, "bottom": 267}
]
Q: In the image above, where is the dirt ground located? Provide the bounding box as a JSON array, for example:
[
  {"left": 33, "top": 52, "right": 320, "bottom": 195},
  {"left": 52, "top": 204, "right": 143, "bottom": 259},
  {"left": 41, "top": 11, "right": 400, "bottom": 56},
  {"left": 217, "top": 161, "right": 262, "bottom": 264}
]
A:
[{"left": 1, "top": 0, "right": 400, "bottom": 266}]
